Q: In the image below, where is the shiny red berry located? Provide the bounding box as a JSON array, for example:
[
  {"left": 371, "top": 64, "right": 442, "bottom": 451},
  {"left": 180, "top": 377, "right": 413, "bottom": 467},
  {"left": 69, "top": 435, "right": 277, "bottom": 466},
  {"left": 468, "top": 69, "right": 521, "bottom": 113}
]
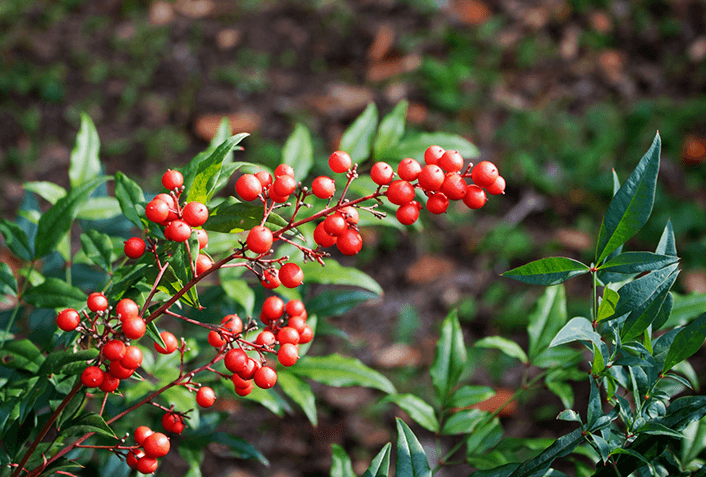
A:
[
  {"left": 255, "top": 171, "right": 273, "bottom": 189},
  {"left": 299, "top": 325, "right": 314, "bottom": 344},
  {"left": 277, "top": 326, "right": 300, "bottom": 345},
  {"left": 370, "top": 162, "right": 394, "bottom": 185},
  {"left": 195, "top": 254, "right": 213, "bottom": 276},
  {"left": 134, "top": 426, "right": 153, "bottom": 446},
  {"left": 102, "top": 339, "right": 126, "bottom": 361},
  {"left": 285, "top": 299, "right": 305, "bottom": 317},
  {"left": 120, "top": 345, "right": 143, "bottom": 369},
  {"left": 418, "top": 165, "right": 445, "bottom": 192},
  {"left": 261, "top": 269, "right": 281, "bottom": 289},
  {"left": 279, "top": 263, "right": 304, "bottom": 288},
  {"left": 424, "top": 145, "right": 445, "bottom": 165},
  {"left": 116, "top": 298, "right": 139, "bottom": 321},
  {"left": 254, "top": 366, "right": 277, "bottom": 389},
  {"left": 396, "top": 203, "right": 420, "bottom": 225},
  {"left": 124, "top": 237, "right": 146, "bottom": 259},
  {"left": 196, "top": 386, "right": 216, "bottom": 407},
  {"left": 471, "top": 161, "right": 499, "bottom": 188},
  {"left": 426, "top": 192, "right": 449, "bottom": 214},
  {"left": 256, "top": 330, "right": 276, "bottom": 347},
  {"left": 154, "top": 331, "right": 178, "bottom": 354},
  {"left": 440, "top": 173, "right": 467, "bottom": 201},
  {"left": 274, "top": 164, "right": 295, "bottom": 178},
  {"left": 208, "top": 330, "right": 227, "bottom": 348},
  {"left": 162, "top": 169, "right": 183, "bottom": 190},
  {"left": 196, "top": 229, "right": 209, "bottom": 249},
  {"left": 463, "top": 185, "right": 487, "bottom": 209},
  {"left": 398, "top": 158, "right": 422, "bottom": 181},
  {"left": 486, "top": 175, "right": 506, "bottom": 195},
  {"left": 109, "top": 360, "right": 135, "bottom": 379},
  {"left": 329, "top": 151, "right": 352, "bottom": 173},
  {"left": 165, "top": 220, "right": 191, "bottom": 242},
  {"left": 57, "top": 308, "right": 80, "bottom": 331},
  {"left": 81, "top": 366, "right": 104, "bottom": 388},
  {"left": 324, "top": 213, "right": 348, "bottom": 236},
  {"left": 247, "top": 226, "right": 273, "bottom": 254},
  {"left": 336, "top": 229, "right": 363, "bottom": 256},
  {"left": 236, "top": 174, "right": 263, "bottom": 201},
  {"left": 221, "top": 314, "right": 243, "bottom": 334},
  {"left": 262, "top": 296, "right": 284, "bottom": 322},
  {"left": 99, "top": 372, "right": 120, "bottom": 393},
  {"left": 386, "top": 180, "right": 415, "bottom": 206},
  {"left": 314, "top": 222, "right": 337, "bottom": 248},
  {"left": 312, "top": 176, "right": 336, "bottom": 199},
  {"left": 87, "top": 292, "right": 108, "bottom": 312},
  {"left": 278, "top": 343, "right": 299, "bottom": 367},
  {"left": 182, "top": 202, "right": 209, "bottom": 227},
  {"left": 224, "top": 349, "right": 249, "bottom": 374},
  {"left": 143, "top": 432, "right": 170, "bottom": 458},
  {"left": 122, "top": 317, "right": 146, "bottom": 340},
  {"left": 438, "top": 150, "right": 464, "bottom": 173},
  {"left": 273, "top": 175, "right": 297, "bottom": 197},
  {"left": 145, "top": 199, "right": 170, "bottom": 224}
]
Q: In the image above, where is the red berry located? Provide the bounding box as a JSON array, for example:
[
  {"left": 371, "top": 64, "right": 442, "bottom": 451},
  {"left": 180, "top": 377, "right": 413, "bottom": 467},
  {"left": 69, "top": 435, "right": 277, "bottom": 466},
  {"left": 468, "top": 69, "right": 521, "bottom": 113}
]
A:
[
  {"left": 81, "top": 366, "right": 104, "bottom": 388},
  {"left": 287, "top": 316, "right": 307, "bottom": 334},
  {"left": 122, "top": 317, "right": 146, "bottom": 340},
  {"left": 225, "top": 349, "right": 249, "bottom": 374},
  {"left": 116, "top": 298, "right": 139, "bottom": 320},
  {"left": 285, "top": 299, "right": 305, "bottom": 317},
  {"left": 232, "top": 373, "right": 252, "bottom": 389},
  {"left": 143, "top": 432, "right": 170, "bottom": 458},
  {"left": 154, "top": 331, "right": 179, "bottom": 354},
  {"left": 208, "top": 330, "right": 227, "bottom": 348},
  {"left": 239, "top": 357, "right": 261, "bottom": 380},
  {"left": 438, "top": 150, "right": 464, "bottom": 173},
  {"left": 299, "top": 325, "right": 314, "bottom": 344},
  {"left": 137, "top": 456, "right": 159, "bottom": 474},
  {"left": 182, "top": 202, "right": 209, "bottom": 227},
  {"left": 440, "top": 173, "right": 467, "bottom": 201},
  {"left": 196, "top": 386, "right": 216, "bottom": 407},
  {"left": 398, "top": 158, "right": 422, "bottom": 181},
  {"left": 255, "top": 171, "right": 273, "bottom": 189},
  {"left": 370, "top": 162, "right": 394, "bottom": 185},
  {"left": 418, "top": 165, "right": 445, "bottom": 192},
  {"left": 278, "top": 343, "right": 299, "bottom": 367},
  {"left": 99, "top": 371, "right": 120, "bottom": 393},
  {"left": 165, "top": 220, "right": 191, "bottom": 243},
  {"left": 273, "top": 174, "right": 297, "bottom": 197},
  {"left": 424, "top": 145, "right": 445, "bottom": 165},
  {"left": 247, "top": 226, "right": 273, "bottom": 254},
  {"left": 340, "top": 206, "right": 359, "bottom": 225},
  {"left": 463, "top": 185, "right": 487, "bottom": 209},
  {"left": 120, "top": 345, "right": 143, "bottom": 369},
  {"left": 196, "top": 229, "right": 209, "bottom": 249},
  {"left": 109, "top": 360, "right": 135, "bottom": 379},
  {"left": 254, "top": 366, "right": 277, "bottom": 389},
  {"left": 162, "top": 412, "right": 182, "bottom": 433},
  {"left": 279, "top": 262, "right": 304, "bottom": 288},
  {"left": 145, "top": 199, "right": 170, "bottom": 224},
  {"left": 234, "top": 380, "right": 254, "bottom": 396},
  {"left": 57, "top": 308, "right": 80, "bottom": 332},
  {"left": 195, "top": 254, "right": 213, "bottom": 276},
  {"left": 277, "top": 326, "right": 300, "bottom": 345},
  {"left": 172, "top": 420, "right": 184, "bottom": 435},
  {"left": 426, "top": 192, "right": 449, "bottom": 214},
  {"left": 268, "top": 188, "right": 290, "bottom": 203},
  {"left": 314, "top": 222, "right": 337, "bottom": 248},
  {"left": 236, "top": 174, "right": 263, "bottom": 201},
  {"left": 256, "top": 330, "right": 276, "bottom": 347},
  {"left": 471, "top": 161, "right": 499, "bottom": 188},
  {"left": 324, "top": 213, "right": 348, "bottom": 236},
  {"left": 336, "top": 229, "right": 363, "bottom": 256},
  {"left": 486, "top": 175, "right": 506, "bottom": 195},
  {"left": 396, "top": 203, "right": 420, "bottom": 225},
  {"left": 162, "top": 169, "right": 183, "bottom": 190},
  {"left": 134, "top": 426, "right": 154, "bottom": 446},
  {"left": 312, "top": 176, "right": 336, "bottom": 199},
  {"left": 155, "top": 193, "right": 177, "bottom": 209},
  {"left": 262, "top": 296, "right": 284, "bottom": 322},
  {"left": 124, "top": 237, "right": 146, "bottom": 259},
  {"left": 221, "top": 314, "right": 243, "bottom": 335},
  {"left": 386, "top": 180, "right": 415, "bottom": 206},
  {"left": 103, "top": 339, "right": 126, "bottom": 361},
  {"left": 329, "top": 150, "right": 352, "bottom": 173},
  {"left": 87, "top": 292, "right": 108, "bottom": 313},
  {"left": 127, "top": 449, "right": 144, "bottom": 469},
  {"left": 261, "top": 269, "right": 281, "bottom": 289},
  {"left": 274, "top": 164, "right": 295, "bottom": 178}
]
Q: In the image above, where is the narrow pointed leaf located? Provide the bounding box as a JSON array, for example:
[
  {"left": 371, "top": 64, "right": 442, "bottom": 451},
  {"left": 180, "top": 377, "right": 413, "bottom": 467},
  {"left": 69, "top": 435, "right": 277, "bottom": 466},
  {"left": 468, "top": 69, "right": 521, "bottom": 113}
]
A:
[
  {"left": 186, "top": 133, "right": 249, "bottom": 204},
  {"left": 373, "top": 100, "right": 407, "bottom": 158},
  {"left": 204, "top": 198, "right": 289, "bottom": 234},
  {"left": 656, "top": 219, "right": 677, "bottom": 256},
  {"left": 475, "top": 336, "right": 528, "bottom": 363},
  {"left": 0, "top": 219, "right": 33, "bottom": 260},
  {"left": 23, "top": 181, "right": 66, "bottom": 205},
  {"left": 66, "top": 412, "right": 116, "bottom": 438},
  {"left": 293, "top": 354, "right": 396, "bottom": 394},
  {"left": 69, "top": 113, "right": 101, "bottom": 188},
  {"left": 331, "top": 444, "right": 355, "bottom": 477},
  {"left": 396, "top": 418, "right": 432, "bottom": 477},
  {"left": 80, "top": 229, "right": 114, "bottom": 273},
  {"left": 23, "top": 278, "right": 87, "bottom": 309},
  {"left": 502, "top": 257, "right": 589, "bottom": 286},
  {"left": 508, "top": 428, "right": 584, "bottom": 477},
  {"left": 549, "top": 317, "right": 602, "bottom": 349},
  {"left": 277, "top": 370, "right": 318, "bottom": 426},
  {"left": 430, "top": 310, "right": 466, "bottom": 403},
  {"left": 596, "top": 133, "right": 661, "bottom": 263},
  {"left": 587, "top": 377, "right": 601, "bottom": 428},
  {"left": 663, "top": 312, "right": 706, "bottom": 372},
  {"left": 621, "top": 268, "right": 679, "bottom": 341},
  {"left": 282, "top": 123, "right": 313, "bottom": 180},
  {"left": 528, "top": 285, "right": 567, "bottom": 362},
  {"left": 607, "top": 264, "right": 679, "bottom": 321},
  {"left": 382, "top": 394, "right": 438, "bottom": 433},
  {"left": 652, "top": 291, "right": 674, "bottom": 332},
  {"left": 597, "top": 252, "right": 678, "bottom": 274},
  {"left": 0, "top": 263, "right": 17, "bottom": 296},
  {"left": 362, "top": 442, "right": 391, "bottom": 477},
  {"left": 339, "top": 103, "right": 378, "bottom": 164},
  {"left": 114, "top": 172, "right": 145, "bottom": 228},
  {"left": 146, "top": 321, "right": 167, "bottom": 350},
  {"left": 597, "top": 288, "right": 620, "bottom": 322}
]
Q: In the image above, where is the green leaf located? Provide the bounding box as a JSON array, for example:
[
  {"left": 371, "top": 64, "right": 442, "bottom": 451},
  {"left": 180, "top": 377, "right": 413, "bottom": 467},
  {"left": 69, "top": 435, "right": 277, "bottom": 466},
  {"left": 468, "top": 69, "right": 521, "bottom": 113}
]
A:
[
  {"left": 549, "top": 317, "right": 602, "bottom": 349},
  {"left": 277, "top": 370, "right": 318, "bottom": 426},
  {"left": 546, "top": 381, "right": 574, "bottom": 409},
  {"left": 597, "top": 288, "right": 620, "bottom": 322},
  {"left": 597, "top": 252, "right": 678, "bottom": 274},
  {"left": 527, "top": 285, "right": 567, "bottom": 362},
  {"left": 395, "top": 418, "right": 432, "bottom": 477},
  {"left": 621, "top": 268, "right": 679, "bottom": 341},
  {"left": 0, "top": 339, "right": 44, "bottom": 372},
  {"left": 373, "top": 100, "right": 407, "bottom": 158},
  {"left": 76, "top": 197, "right": 122, "bottom": 220},
  {"left": 300, "top": 259, "right": 382, "bottom": 295},
  {"left": 475, "top": 336, "right": 528, "bottom": 364},
  {"left": 114, "top": 171, "right": 145, "bottom": 228},
  {"left": 0, "top": 263, "right": 17, "bottom": 296},
  {"left": 220, "top": 269, "right": 255, "bottom": 316},
  {"left": 633, "top": 422, "right": 683, "bottom": 438},
  {"left": 507, "top": 428, "right": 585, "bottom": 477},
  {"left": 587, "top": 376, "right": 601, "bottom": 428},
  {"left": 35, "top": 176, "right": 110, "bottom": 258},
  {"left": 663, "top": 312, "right": 706, "bottom": 373},
  {"left": 209, "top": 432, "right": 269, "bottom": 466},
  {"left": 282, "top": 123, "right": 314, "bottom": 180},
  {"left": 331, "top": 444, "right": 356, "bottom": 477},
  {"left": 293, "top": 354, "right": 396, "bottom": 394},
  {"left": 0, "top": 219, "right": 33, "bottom": 260},
  {"left": 606, "top": 265, "right": 679, "bottom": 321},
  {"left": 362, "top": 442, "right": 391, "bottom": 477},
  {"left": 339, "top": 103, "right": 378, "bottom": 164},
  {"left": 665, "top": 292, "right": 706, "bottom": 329},
  {"left": 442, "top": 408, "right": 486, "bottom": 435},
  {"left": 179, "top": 448, "right": 203, "bottom": 477},
  {"left": 448, "top": 385, "right": 495, "bottom": 408},
  {"left": 39, "top": 349, "right": 99, "bottom": 376},
  {"left": 381, "top": 132, "right": 480, "bottom": 161},
  {"left": 430, "top": 310, "right": 466, "bottom": 403},
  {"left": 240, "top": 386, "right": 292, "bottom": 417},
  {"left": 656, "top": 219, "right": 677, "bottom": 256},
  {"left": 595, "top": 133, "right": 661, "bottom": 264},
  {"left": 305, "top": 289, "right": 379, "bottom": 319},
  {"left": 204, "top": 197, "right": 289, "bottom": 234},
  {"left": 65, "top": 412, "right": 116, "bottom": 438},
  {"left": 186, "top": 133, "right": 249, "bottom": 204},
  {"left": 23, "top": 181, "right": 66, "bottom": 205},
  {"left": 80, "top": 229, "right": 114, "bottom": 273},
  {"left": 502, "top": 257, "right": 590, "bottom": 286},
  {"left": 382, "top": 394, "right": 439, "bottom": 433},
  {"left": 23, "top": 277, "right": 87, "bottom": 309},
  {"left": 69, "top": 113, "right": 101, "bottom": 188},
  {"left": 146, "top": 321, "right": 167, "bottom": 350}
]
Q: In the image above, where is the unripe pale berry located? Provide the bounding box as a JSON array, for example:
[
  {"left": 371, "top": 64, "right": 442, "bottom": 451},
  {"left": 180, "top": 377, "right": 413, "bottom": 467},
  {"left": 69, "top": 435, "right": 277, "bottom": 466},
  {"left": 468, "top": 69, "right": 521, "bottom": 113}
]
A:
[
  {"left": 124, "top": 237, "right": 146, "bottom": 259},
  {"left": 329, "top": 151, "right": 352, "bottom": 173}
]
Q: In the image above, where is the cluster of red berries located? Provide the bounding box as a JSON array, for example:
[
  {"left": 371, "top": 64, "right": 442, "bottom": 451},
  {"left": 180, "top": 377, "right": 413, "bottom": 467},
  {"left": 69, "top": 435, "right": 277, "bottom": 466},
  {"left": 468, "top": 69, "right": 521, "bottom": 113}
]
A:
[{"left": 126, "top": 427, "right": 170, "bottom": 474}]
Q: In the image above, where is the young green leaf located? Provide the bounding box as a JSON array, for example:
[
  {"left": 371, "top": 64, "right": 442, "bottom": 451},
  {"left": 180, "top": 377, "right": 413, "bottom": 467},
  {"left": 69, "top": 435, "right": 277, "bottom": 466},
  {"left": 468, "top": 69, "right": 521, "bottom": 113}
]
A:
[
  {"left": 69, "top": 113, "right": 101, "bottom": 188},
  {"left": 475, "top": 336, "right": 528, "bottom": 364},
  {"left": 373, "top": 100, "right": 407, "bottom": 159},
  {"left": 597, "top": 288, "right": 620, "bottom": 322},
  {"left": 282, "top": 123, "right": 313, "bottom": 180},
  {"left": 339, "top": 103, "right": 378, "bottom": 164},
  {"left": 292, "top": 354, "right": 396, "bottom": 394},
  {"left": 382, "top": 394, "right": 439, "bottom": 433},
  {"left": 362, "top": 442, "right": 391, "bottom": 477},
  {"left": 277, "top": 370, "right": 318, "bottom": 426},
  {"left": 23, "top": 181, "right": 67, "bottom": 205},
  {"left": 663, "top": 312, "right": 706, "bottom": 373},
  {"left": 186, "top": 133, "right": 249, "bottom": 204},
  {"left": 441, "top": 409, "right": 485, "bottom": 435},
  {"left": 35, "top": 176, "right": 110, "bottom": 258},
  {"left": 430, "top": 310, "right": 466, "bottom": 404},
  {"left": 331, "top": 444, "right": 355, "bottom": 477},
  {"left": 396, "top": 418, "right": 432, "bottom": 477},
  {"left": 549, "top": 317, "right": 602, "bottom": 349},
  {"left": 597, "top": 252, "right": 678, "bottom": 274},
  {"left": 80, "top": 229, "right": 114, "bottom": 273},
  {"left": 114, "top": 172, "right": 145, "bottom": 228},
  {"left": 0, "top": 219, "right": 33, "bottom": 260},
  {"left": 527, "top": 285, "right": 568, "bottom": 361},
  {"left": 595, "top": 133, "right": 661, "bottom": 264},
  {"left": 502, "top": 257, "right": 590, "bottom": 286},
  {"left": 448, "top": 385, "right": 495, "bottom": 408}
]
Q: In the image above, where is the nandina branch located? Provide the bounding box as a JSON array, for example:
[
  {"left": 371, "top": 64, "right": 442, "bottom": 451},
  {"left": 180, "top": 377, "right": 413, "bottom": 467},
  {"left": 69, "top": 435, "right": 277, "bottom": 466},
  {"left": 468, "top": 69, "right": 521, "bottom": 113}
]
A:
[{"left": 140, "top": 261, "right": 170, "bottom": 319}]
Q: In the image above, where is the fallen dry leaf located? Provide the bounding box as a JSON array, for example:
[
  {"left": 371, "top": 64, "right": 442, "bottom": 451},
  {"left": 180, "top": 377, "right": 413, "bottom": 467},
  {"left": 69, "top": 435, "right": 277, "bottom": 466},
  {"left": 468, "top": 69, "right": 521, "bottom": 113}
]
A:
[
  {"left": 471, "top": 387, "right": 517, "bottom": 417},
  {"left": 406, "top": 255, "right": 455, "bottom": 284}
]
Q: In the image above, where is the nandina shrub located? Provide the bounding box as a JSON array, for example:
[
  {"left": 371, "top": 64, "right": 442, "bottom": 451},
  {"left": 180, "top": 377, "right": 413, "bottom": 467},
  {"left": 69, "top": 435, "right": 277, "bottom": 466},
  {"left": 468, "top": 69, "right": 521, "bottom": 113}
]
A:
[{"left": 0, "top": 103, "right": 506, "bottom": 476}]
